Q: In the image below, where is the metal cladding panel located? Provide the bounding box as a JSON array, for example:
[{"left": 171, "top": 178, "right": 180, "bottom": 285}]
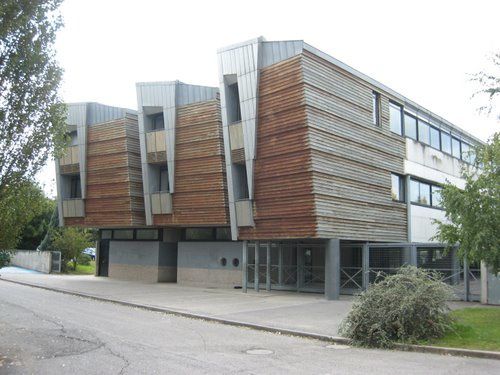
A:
[
  {"left": 260, "top": 41, "right": 303, "bottom": 68},
  {"left": 54, "top": 161, "right": 64, "bottom": 226},
  {"left": 66, "top": 103, "right": 87, "bottom": 126}
]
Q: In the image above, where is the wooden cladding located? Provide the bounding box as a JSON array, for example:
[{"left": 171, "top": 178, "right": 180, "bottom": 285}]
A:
[
  {"left": 153, "top": 99, "right": 229, "bottom": 226},
  {"left": 238, "top": 56, "right": 316, "bottom": 239},
  {"left": 66, "top": 114, "right": 145, "bottom": 228},
  {"left": 238, "top": 52, "right": 407, "bottom": 242},
  {"left": 59, "top": 145, "right": 79, "bottom": 167},
  {"left": 60, "top": 163, "right": 79, "bottom": 175},
  {"left": 62, "top": 199, "right": 84, "bottom": 218}
]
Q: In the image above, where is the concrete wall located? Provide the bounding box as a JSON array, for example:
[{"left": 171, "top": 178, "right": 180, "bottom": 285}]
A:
[
  {"left": 109, "top": 241, "right": 177, "bottom": 283},
  {"left": 177, "top": 241, "right": 243, "bottom": 288},
  {"left": 481, "top": 263, "right": 500, "bottom": 305},
  {"left": 10, "top": 250, "right": 52, "bottom": 273}
]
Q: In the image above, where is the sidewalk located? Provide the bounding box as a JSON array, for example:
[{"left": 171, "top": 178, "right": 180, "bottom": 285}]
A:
[{"left": 0, "top": 273, "right": 353, "bottom": 337}]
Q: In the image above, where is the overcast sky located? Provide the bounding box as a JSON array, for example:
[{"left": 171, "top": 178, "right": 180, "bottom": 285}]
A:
[{"left": 38, "top": 0, "right": 500, "bottom": 196}]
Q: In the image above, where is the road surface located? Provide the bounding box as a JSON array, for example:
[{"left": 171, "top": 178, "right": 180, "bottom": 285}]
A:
[{"left": 0, "top": 281, "right": 497, "bottom": 374}]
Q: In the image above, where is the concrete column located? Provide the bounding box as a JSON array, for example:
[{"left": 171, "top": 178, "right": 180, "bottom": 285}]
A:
[
  {"left": 242, "top": 241, "right": 248, "bottom": 293},
  {"left": 362, "top": 242, "right": 369, "bottom": 290},
  {"left": 278, "top": 244, "right": 283, "bottom": 285},
  {"left": 266, "top": 243, "right": 271, "bottom": 291},
  {"left": 405, "top": 175, "right": 412, "bottom": 242},
  {"left": 410, "top": 245, "right": 417, "bottom": 266},
  {"left": 480, "top": 261, "right": 488, "bottom": 304},
  {"left": 254, "top": 241, "right": 260, "bottom": 292},
  {"left": 296, "top": 246, "right": 302, "bottom": 291},
  {"left": 325, "top": 239, "right": 341, "bottom": 300}
]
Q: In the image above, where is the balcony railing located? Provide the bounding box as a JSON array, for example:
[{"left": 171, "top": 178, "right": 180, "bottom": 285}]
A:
[
  {"left": 62, "top": 198, "right": 84, "bottom": 218},
  {"left": 235, "top": 199, "right": 254, "bottom": 227},
  {"left": 59, "top": 145, "right": 79, "bottom": 166},
  {"left": 151, "top": 191, "right": 172, "bottom": 215}
]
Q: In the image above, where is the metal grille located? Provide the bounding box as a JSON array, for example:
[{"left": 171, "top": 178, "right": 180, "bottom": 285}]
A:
[{"left": 50, "top": 251, "right": 61, "bottom": 273}]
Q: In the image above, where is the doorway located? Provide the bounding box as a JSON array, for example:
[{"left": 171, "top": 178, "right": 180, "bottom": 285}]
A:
[{"left": 98, "top": 239, "right": 109, "bottom": 277}]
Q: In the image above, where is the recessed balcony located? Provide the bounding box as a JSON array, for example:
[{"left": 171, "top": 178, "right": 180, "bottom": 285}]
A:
[
  {"left": 62, "top": 198, "right": 84, "bottom": 218},
  {"left": 59, "top": 145, "right": 79, "bottom": 174},
  {"left": 146, "top": 129, "right": 167, "bottom": 163}
]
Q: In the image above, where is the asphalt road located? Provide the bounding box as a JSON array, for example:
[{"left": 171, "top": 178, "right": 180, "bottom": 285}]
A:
[{"left": 0, "top": 281, "right": 498, "bottom": 374}]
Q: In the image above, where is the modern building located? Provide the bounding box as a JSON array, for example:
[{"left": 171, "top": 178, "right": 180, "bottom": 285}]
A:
[{"left": 55, "top": 37, "right": 482, "bottom": 299}]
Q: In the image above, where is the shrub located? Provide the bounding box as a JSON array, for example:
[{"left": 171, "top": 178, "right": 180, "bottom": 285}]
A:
[
  {"left": 0, "top": 250, "right": 11, "bottom": 268},
  {"left": 77, "top": 253, "right": 92, "bottom": 266},
  {"left": 339, "top": 266, "right": 455, "bottom": 348},
  {"left": 52, "top": 227, "right": 93, "bottom": 271}
]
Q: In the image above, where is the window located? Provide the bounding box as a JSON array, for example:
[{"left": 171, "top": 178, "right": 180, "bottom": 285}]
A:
[
  {"left": 70, "top": 176, "right": 81, "bottom": 198},
  {"left": 184, "top": 228, "right": 214, "bottom": 241},
  {"left": 418, "top": 120, "right": 430, "bottom": 145},
  {"left": 391, "top": 174, "right": 405, "bottom": 202},
  {"left": 136, "top": 229, "right": 159, "bottom": 240},
  {"left": 372, "top": 91, "right": 381, "bottom": 126},
  {"left": 404, "top": 113, "right": 417, "bottom": 140},
  {"left": 452, "top": 137, "right": 461, "bottom": 158},
  {"left": 227, "top": 81, "right": 242, "bottom": 124},
  {"left": 152, "top": 113, "right": 164, "bottom": 130},
  {"left": 215, "top": 227, "right": 231, "bottom": 240},
  {"left": 431, "top": 186, "right": 442, "bottom": 208},
  {"left": 69, "top": 131, "right": 78, "bottom": 146},
  {"left": 429, "top": 126, "right": 440, "bottom": 149},
  {"left": 113, "top": 230, "right": 134, "bottom": 240},
  {"left": 411, "top": 179, "right": 430, "bottom": 205},
  {"left": 233, "top": 163, "right": 249, "bottom": 200},
  {"left": 389, "top": 102, "right": 403, "bottom": 135},
  {"left": 101, "top": 230, "right": 112, "bottom": 239},
  {"left": 441, "top": 132, "right": 452, "bottom": 154},
  {"left": 461, "top": 142, "right": 471, "bottom": 163},
  {"left": 159, "top": 166, "right": 169, "bottom": 192}
]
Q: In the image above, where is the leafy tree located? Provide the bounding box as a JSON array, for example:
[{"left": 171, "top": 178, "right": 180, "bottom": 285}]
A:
[
  {"left": 471, "top": 52, "right": 500, "bottom": 117},
  {"left": 0, "top": 180, "right": 51, "bottom": 249},
  {"left": 0, "top": 0, "right": 67, "bottom": 247},
  {"left": 434, "top": 133, "right": 500, "bottom": 272},
  {"left": 51, "top": 227, "right": 93, "bottom": 272},
  {"left": 17, "top": 195, "right": 55, "bottom": 249},
  {"left": 38, "top": 204, "right": 59, "bottom": 251}
]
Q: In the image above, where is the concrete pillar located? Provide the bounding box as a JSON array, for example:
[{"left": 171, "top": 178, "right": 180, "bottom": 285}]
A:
[
  {"left": 480, "top": 261, "right": 488, "bottom": 304},
  {"left": 325, "top": 239, "right": 341, "bottom": 300},
  {"left": 242, "top": 241, "right": 248, "bottom": 293},
  {"left": 278, "top": 244, "right": 283, "bottom": 285},
  {"left": 254, "top": 241, "right": 260, "bottom": 292},
  {"left": 451, "top": 247, "right": 460, "bottom": 286},
  {"left": 362, "top": 242, "right": 369, "bottom": 290},
  {"left": 410, "top": 245, "right": 417, "bottom": 266},
  {"left": 296, "top": 246, "right": 302, "bottom": 291},
  {"left": 405, "top": 175, "right": 412, "bottom": 242},
  {"left": 266, "top": 243, "right": 271, "bottom": 291}
]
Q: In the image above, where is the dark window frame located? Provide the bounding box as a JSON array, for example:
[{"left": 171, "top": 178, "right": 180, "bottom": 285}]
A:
[
  {"left": 403, "top": 112, "right": 418, "bottom": 140},
  {"left": 104, "top": 229, "right": 163, "bottom": 242},
  {"left": 181, "top": 227, "right": 232, "bottom": 242},
  {"left": 389, "top": 101, "right": 404, "bottom": 135},
  {"left": 410, "top": 178, "right": 445, "bottom": 210},
  {"left": 372, "top": 91, "right": 381, "bottom": 127},
  {"left": 391, "top": 173, "right": 405, "bottom": 203}
]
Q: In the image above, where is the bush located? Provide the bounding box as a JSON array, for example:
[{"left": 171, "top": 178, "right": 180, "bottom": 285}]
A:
[
  {"left": 77, "top": 253, "right": 92, "bottom": 266},
  {"left": 0, "top": 250, "right": 11, "bottom": 268},
  {"left": 339, "top": 266, "right": 455, "bottom": 348}
]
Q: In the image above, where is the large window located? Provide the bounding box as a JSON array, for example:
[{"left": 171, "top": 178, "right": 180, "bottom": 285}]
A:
[
  {"left": 452, "top": 137, "right": 461, "bottom": 158},
  {"left": 404, "top": 113, "right": 417, "bottom": 140},
  {"left": 461, "top": 142, "right": 474, "bottom": 163},
  {"left": 441, "top": 132, "right": 452, "bottom": 154},
  {"left": 391, "top": 174, "right": 405, "bottom": 202},
  {"left": 411, "top": 179, "right": 443, "bottom": 208},
  {"left": 418, "top": 120, "right": 430, "bottom": 145},
  {"left": 431, "top": 185, "right": 443, "bottom": 208},
  {"left": 429, "top": 126, "right": 440, "bottom": 149},
  {"left": 389, "top": 102, "right": 403, "bottom": 135},
  {"left": 372, "top": 91, "right": 381, "bottom": 126},
  {"left": 182, "top": 227, "right": 232, "bottom": 241},
  {"left": 159, "top": 166, "right": 169, "bottom": 192},
  {"left": 70, "top": 176, "right": 81, "bottom": 198},
  {"left": 151, "top": 113, "right": 164, "bottom": 130}
]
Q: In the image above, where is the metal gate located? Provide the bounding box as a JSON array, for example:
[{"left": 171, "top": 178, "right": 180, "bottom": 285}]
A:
[{"left": 50, "top": 251, "right": 61, "bottom": 273}]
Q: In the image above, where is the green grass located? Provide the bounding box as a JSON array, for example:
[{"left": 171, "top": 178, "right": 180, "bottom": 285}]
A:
[
  {"left": 67, "top": 260, "right": 96, "bottom": 275},
  {"left": 424, "top": 307, "right": 500, "bottom": 351}
]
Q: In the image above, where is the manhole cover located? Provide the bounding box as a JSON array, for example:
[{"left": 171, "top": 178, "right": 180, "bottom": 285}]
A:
[
  {"left": 245, "top": 349, "right": 274, "bottom": 355},
  {"left": 325, "top": 344, "right": 350, "bottom": 350}
]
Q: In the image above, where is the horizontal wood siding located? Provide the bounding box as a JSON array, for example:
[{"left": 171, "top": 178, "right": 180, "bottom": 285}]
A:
[
  {"left": 302, "top": 51, "right": 407, "bottom": 241},
  {"left": 238, "top": 56, "right": 316, "bottom": 239},
  {"left": 67, "top": 114, "right": 145, "bottom": 228},
  {"left": 153, "top": 99, "right": 229, "bottom": 226}
]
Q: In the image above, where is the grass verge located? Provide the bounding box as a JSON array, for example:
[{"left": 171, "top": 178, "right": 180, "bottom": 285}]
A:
[
  {"left": 424, "top": 307, "right": 500, "bottom": 351},
  {"left": 67, "top": 260, "right": 95, "bottom": 275}
]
